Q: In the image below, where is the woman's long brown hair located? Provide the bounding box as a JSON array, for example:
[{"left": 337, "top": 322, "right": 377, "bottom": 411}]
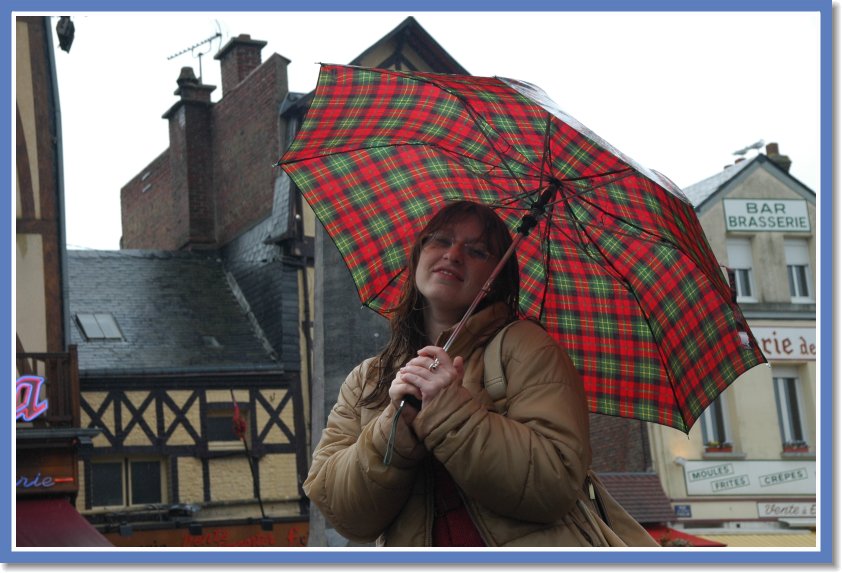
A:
[{"left": 359, "top": 201, "right": 520, "bottom": 407}]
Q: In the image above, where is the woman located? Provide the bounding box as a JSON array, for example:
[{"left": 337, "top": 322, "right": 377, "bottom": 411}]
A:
[{"left": 303, "top": 200, "right": 592, "bottom": 546}]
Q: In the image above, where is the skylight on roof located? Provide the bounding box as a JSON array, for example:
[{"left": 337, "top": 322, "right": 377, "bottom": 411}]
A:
[{"left": 76, "top": 313, "right": 123, "bottom": 341}]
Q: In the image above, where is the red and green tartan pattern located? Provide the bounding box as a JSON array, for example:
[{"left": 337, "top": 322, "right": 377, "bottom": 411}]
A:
[{"left": 278, "top": 65, "right": 766, "bottom": 432}]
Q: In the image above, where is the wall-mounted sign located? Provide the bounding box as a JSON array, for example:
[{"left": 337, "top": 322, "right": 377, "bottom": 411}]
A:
[
  {"left": 16, "top": 446, "right": 79, "bottom": 495},
  {"left": 723, "top": 199, "right": 810, "bottom": 232},
  {"left": 752, "top": 327, "right": 816, "bottom": 361},
  {"left": 757, "top": 502, "right": 816, "bottom": 518},
  {"left": 683, "top": 459, "right": 816, "bottom": 496},
  {"left": 674, "top": 504, "right": 692, "bottom": 518}
]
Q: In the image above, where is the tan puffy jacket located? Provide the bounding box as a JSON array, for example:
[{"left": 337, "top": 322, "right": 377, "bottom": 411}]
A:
[{"left": 303, "top": 302, "right": 592, "bottom": 546}]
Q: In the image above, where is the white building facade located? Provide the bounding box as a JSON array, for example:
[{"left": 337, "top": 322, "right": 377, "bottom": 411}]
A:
[{"left": 648, "top": 144, "right": 817, "bottom": 547}]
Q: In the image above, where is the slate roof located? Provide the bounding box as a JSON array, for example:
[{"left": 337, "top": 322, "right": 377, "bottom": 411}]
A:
[
  {"left": 682, "top": 153, "right": 816, "bottom": 211},
  {"left": 67, "top": 250, "right": 280, "bottom": 376},
  {"left": 597, "top": 472, "right": 675, "bottom": 524},
  {"left": 682, "top": 157, "right": 754, "bottom": 208}
]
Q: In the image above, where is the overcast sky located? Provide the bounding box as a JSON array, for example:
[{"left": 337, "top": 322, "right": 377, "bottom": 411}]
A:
[{"left": 49, "top": 10, "right": 823, "bottom": 251}]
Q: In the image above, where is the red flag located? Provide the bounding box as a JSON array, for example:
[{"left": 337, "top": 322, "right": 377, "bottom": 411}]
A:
[{"left": 232, "top": 402, "right": 246, "bottom": 441}]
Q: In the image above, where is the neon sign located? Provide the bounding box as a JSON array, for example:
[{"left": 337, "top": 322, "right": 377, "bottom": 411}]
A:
[
  {"left": 16, "top": 375, "right": 49, "bottom": 421},
  {"left": 16, "top": 472, "right": 74, "bottom": 489}
]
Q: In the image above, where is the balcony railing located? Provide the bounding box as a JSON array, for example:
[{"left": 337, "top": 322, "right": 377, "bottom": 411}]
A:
[{"left": 16, "top": 345, "right": 80, "bottom": 428}]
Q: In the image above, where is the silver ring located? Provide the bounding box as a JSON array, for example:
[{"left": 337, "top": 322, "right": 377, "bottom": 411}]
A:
[{"left": 428, "top": 358, "right": 440, "bottom": 371}]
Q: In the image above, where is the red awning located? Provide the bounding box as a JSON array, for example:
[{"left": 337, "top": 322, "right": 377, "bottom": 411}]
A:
[
  {"left": 646, "top": 526, "right": 727, "bottom": 547},
  {"left": 16, "top": 497, "right": 113, "bottom": 547}
]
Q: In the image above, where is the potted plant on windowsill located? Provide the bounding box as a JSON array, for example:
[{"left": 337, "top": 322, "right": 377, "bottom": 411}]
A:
[
  {"left": 782, "top": 440, "right": 809, "bottom": 453},
  {"left": 704, "top": 440, "right": 733, "bottom": 453}
]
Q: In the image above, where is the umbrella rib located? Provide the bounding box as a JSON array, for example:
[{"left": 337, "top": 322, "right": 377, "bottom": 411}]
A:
[
  {"left": 360, "top": 267, "right": 406, "bottom": 312},
  {"left": 574, "top": 190, "right": 685, "bottom": 250},
  {"left": 386, "top": 69, "right": 540, "bottom": 198},
  {"left": 536, "top": 209, "right": 554, "bottom": 322},
  {"left": 574, "top": 188, "right": 733, "bottom": 302},
  {"left": 281, "top": 141, "right": 539, "bottom": 188},
  {"left": 559, "top": 194, "right": 692, "bottom": 430}
]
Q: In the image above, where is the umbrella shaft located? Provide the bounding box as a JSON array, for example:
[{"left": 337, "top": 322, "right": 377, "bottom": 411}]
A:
[
  {"left": 442, "top": 185, "right": 554, "bottom": 352},
  {"left": 442, "top": 233, "right": 525, "bottom": 353}
]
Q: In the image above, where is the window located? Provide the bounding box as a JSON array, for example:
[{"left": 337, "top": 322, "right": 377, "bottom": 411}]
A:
[
  {"left": 76, "top": 313, "right": 123, "bottom": 341},
  {"left": 726, "top": 238, "right": 756, "bottom": 302},
  {"left": 773, "top": 366, "right": 807, "bottom": 447},
  {"left": 90, "top": 458, "right": 164, "bottom": 508},
  {"left": 784, "top": 239, "right": 813, "bottom": 302},
  {"left": 206, "top": 403, "right": 249, "bottom": 443},
  {"left": 700, "top": 395, "right": 732, "bottom": 450}
]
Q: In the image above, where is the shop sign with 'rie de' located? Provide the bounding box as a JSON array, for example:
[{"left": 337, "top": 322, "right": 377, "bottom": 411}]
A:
[{"left": 751, "top": 327, "right": 816, "bottom": 361}]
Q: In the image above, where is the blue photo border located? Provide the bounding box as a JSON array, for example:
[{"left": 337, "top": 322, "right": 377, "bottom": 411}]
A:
[{"left": 2, "top": 0, "right": 832, "bottom": 565}]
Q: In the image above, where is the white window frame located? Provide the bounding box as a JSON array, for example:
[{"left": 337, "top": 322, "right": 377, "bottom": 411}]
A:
[
  {"left": 726, "top": 238, "right": 757, "bottom": 303},
  {"left": 700, "top": 394, "right": 733, "bottom": 448},
  {"left": 784, "top": 239, "right": 813, "bottom": 303},
  {"left": 773, "top": 365, "right": 808, "bottom": 447}
]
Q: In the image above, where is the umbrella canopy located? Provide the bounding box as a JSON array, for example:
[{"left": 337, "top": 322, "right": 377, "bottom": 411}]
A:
[{"left": 276, "top": 64, "right": 766, "bottom": 432}]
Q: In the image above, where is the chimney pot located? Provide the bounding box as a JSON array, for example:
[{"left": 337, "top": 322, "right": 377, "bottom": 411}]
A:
[
  {"left": 177, "top": 66, "right": 198, "bottom": 86},
  {"left": 215, "top": 33, "right": 268, "bottom": 96},
  {"left": 766, "top": 142, "right": 780, "bottom": 156},
  {"left": 171, "top": 66, "right": 215, "bottom": 103}
]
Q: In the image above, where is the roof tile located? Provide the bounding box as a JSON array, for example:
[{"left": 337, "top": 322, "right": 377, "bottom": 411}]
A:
[{"left": 596, "top": 472, "right": 675, "bottom": 524}]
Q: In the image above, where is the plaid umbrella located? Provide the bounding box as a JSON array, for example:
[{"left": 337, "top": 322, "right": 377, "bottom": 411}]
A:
[{"left": 276, "top": 64, "right": 766, "bottom": 432}]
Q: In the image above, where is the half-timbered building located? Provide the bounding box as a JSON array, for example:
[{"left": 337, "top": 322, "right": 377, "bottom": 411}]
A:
[{"left": 68, "top": 250, "right": 308, "bottom": 546}]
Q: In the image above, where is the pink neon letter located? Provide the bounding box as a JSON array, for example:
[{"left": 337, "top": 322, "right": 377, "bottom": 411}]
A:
[{"left": 16, "top": 376, "right": 49, "bottom": 422}]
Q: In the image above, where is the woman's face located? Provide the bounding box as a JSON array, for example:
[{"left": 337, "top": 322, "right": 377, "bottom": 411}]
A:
[{"left": 415, "top": 215, "right": 498, "bottom": 321}]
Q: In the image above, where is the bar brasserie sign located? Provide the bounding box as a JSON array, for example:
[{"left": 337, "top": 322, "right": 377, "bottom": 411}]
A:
[{"left": 723, "top": 199, "right": 810, "bottom": 232}]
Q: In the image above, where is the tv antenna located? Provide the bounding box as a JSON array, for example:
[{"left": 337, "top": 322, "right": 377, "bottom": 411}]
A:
[
  {"left": 733, "top": 139, "right": 765, "bottom": 157},
  {"left": 167, "top": 22, "right": 223, "bottom": 83}
]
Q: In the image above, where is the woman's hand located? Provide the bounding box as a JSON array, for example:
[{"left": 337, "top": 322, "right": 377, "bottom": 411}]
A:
[
  {"left": 389, "top": 347, "right": 464, "bottom": 419},
  {"left": 388, "top": 368, "right": 422, "bottom": 424}
]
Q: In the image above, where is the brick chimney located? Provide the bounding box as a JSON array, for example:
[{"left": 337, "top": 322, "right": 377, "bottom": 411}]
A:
[
  {"left": 765, "top": 142, "right": 792, "bottom": 172},
  {"left": 162, "top": 67, "right": 217, "bottom": 249},
  {"left": 214, "top": 34, "right": 267, "bottom": 96}
]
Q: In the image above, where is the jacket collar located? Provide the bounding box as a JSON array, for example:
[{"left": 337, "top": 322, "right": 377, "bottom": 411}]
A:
[{"left": 434, "top": 302, "right": 512, "bottom": 358}]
